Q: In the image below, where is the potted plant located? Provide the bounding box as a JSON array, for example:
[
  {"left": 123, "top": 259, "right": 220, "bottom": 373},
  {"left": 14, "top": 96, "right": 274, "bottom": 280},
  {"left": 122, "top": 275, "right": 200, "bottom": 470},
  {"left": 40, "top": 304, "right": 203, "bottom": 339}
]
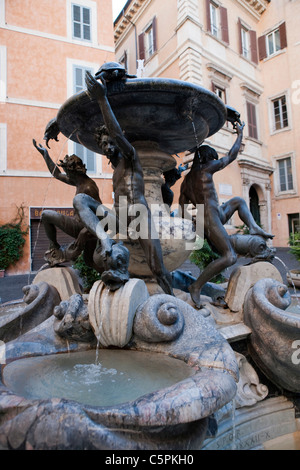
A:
[
  {"left": 287, "top": 232, "right": 300, "bottom": 288},
  {"left": 0, "top": 206, "right": 28, "bottom": 275}
]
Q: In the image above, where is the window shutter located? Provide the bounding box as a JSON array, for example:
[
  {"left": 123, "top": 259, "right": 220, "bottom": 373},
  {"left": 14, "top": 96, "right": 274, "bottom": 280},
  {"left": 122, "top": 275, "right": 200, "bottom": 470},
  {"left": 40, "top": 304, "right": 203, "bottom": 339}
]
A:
[
  {"left": 82, "top": 7, "right": 91, "bottom": 41},
  {"left": 247, "top": 102, "right": 258, "bottom": 139},
  {"left": 206, "top": 0, "right": 211, "bottom": 32},
  {"left": 238, "top": 18, "right": 243, "bottom": 55},
  {"left": 86, "top": 149, "right": 95, "bottom": 173},
  {"left": 74, "top": 142, "right": 84, "bottom": 160},
  {"left": 73, "top": 5, "right": 81, "bottom": 39},
  {"left": 250, "top": 30, "right": 258, "bottom": 64},
  {"left": 138, "top": 32, "right": 145, "bottom": 60},
  {"left": 220, "top": 7, "right": 229, "bottom": 44},
  {"left": 74, "top": 67, "right": 83, "bottom": 94},
  {"left": 152, "top": 16, "right": 157, "bottom": 52},
  {"left": 258, "top": 35, "right": 267, "bottom": 60},
  {"left": 279, "top": 21, "right": 287, "bottom": 49}
]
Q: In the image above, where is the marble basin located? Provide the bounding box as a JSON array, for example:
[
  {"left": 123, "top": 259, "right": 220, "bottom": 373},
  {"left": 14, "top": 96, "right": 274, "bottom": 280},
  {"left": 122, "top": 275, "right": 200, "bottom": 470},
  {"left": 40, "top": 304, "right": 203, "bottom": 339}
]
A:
[
  {"left": 56, "top": 77, "right": 227, "bottom": 154},
  {"left": 0, "top": 293, "right": 238, "bottom": 450}
]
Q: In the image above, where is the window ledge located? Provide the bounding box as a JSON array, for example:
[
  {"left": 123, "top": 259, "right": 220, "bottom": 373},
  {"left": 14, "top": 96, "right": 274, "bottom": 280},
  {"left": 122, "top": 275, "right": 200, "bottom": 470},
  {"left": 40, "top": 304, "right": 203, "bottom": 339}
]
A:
[
  {"left": 144, "top": 50, "right": 158, "bottom": 65},
  {"left": 245, "top": 136, "right": 263, "bottom": 146},
  {"left": 263, "top": 48, "right": 286, "bottom": 62},
  {"left": 270, "top": 126, "right": 291, "bottom": 136},
  {"left": 205, "top": 31, "right": 229, "bottom": 48},
  {"left": 239, "top": 53, "right": 258, "bottom": 67},
  {"left": 275, "top": 190, "right": 298, "bottom": 199}
]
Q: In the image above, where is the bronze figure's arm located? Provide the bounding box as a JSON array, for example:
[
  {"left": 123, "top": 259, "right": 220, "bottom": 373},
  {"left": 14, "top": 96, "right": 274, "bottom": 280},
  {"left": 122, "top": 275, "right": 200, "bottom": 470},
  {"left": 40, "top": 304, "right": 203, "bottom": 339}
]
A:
[
  {"left": 32, "top": 139, "right": 72, "bottom": 185},
  {"left": 216, "top": 122, "right": 245, "bottom": 171},
  {"left": 85, "top": 71, "right": 134, "bottom": 160}
]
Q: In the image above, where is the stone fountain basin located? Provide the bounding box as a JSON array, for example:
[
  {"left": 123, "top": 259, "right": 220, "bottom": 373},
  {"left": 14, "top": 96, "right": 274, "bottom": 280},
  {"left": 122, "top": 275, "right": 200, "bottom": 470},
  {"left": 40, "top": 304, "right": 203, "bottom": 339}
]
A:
[
  {"left": 0, "top": 299, "right": 238, "bottom": 450},
  {"left": 56, "top": 77, "right": 227, "bottom": 155}
]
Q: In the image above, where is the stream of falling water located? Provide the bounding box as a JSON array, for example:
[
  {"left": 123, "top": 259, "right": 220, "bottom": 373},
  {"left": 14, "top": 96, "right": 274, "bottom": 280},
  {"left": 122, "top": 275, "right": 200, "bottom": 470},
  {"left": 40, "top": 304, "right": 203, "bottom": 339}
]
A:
[
  {"left": 231, "top": 398, "right": 237, "bottom": 450},
  {"left": 95, "top": 335, "right": 101, "bottom": 365},
  {"left": 191, "top": 119, "right": 200, "bottom": 149},
  {"left": 274, "top": 256, "right": 300, "bottom": 308}
]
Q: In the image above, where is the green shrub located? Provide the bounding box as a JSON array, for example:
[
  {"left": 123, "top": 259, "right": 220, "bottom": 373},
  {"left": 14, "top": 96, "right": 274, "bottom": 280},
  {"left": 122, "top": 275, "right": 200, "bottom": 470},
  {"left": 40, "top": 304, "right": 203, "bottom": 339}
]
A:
[
  {"left": 288, "top": 232, "right": 300, "bottom": 263},
  {"left": 189, "top": 238, "right": 225, "bottom": 283},
  {"left": 72, "top": 252, "right": 100, "bottom": 292},
  {"left": 0, "top": 206, "right": 28, "bottom": 270}
]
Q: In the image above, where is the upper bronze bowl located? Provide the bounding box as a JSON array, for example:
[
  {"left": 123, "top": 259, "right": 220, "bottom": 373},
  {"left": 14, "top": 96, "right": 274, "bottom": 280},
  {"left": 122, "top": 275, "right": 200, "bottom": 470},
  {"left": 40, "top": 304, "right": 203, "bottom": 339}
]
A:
[{"left": 56, "top": 77, "right": 227, "bottom": 155}]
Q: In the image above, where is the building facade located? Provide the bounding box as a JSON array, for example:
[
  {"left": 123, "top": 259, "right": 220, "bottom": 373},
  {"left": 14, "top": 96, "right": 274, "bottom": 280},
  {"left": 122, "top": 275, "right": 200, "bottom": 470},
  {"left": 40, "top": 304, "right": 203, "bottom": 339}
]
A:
[
  {"left": 257, "top": 0, "right": 300, "bottom": 246},
  {"left": 114, "top": 0, "right": 300, "bottom": 247},
  {"left": 0, "top": 0, "right": 115, "bottom": 273}
]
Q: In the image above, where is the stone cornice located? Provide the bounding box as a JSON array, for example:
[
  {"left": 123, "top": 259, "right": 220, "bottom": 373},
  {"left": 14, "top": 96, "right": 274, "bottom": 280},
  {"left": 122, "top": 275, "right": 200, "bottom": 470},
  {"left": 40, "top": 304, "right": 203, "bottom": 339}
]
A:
[
  {"left": 238, "top": 157, "right": 274, "bottom": 175},
  {"left": 235, "top": 0, "right": 270, "bottom": 20},
  {"left": 114, "top": 0, "right": 148, "bottom": 43}
]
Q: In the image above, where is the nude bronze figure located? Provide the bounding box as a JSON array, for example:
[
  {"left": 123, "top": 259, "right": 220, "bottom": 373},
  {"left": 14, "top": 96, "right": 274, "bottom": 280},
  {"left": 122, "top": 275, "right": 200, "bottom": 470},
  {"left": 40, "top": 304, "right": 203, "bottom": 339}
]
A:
[
  {"left": 179, "top": 122, "right": 274, "bottom": 308},
  {"left": 33, "top": 139, "right": 130, "bottom": 290},
  {"left": 161, "top": 163, "right": 188, "bottom": 207},
  {"left": 33, "top": 140, "right": 102, "bottom": 263},
  {"left": 73, "top": 71, "right": 174, "bottom": 296}
]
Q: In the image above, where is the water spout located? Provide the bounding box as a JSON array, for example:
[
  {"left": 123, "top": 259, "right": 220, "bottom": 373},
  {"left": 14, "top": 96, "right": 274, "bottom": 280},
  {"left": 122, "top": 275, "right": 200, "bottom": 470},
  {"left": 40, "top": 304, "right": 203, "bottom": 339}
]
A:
[
  {"left": 274, "top": 256, "right": 300, "bottom": 308},
  {"left": 191, "top": 119, "right": 200, "bottom": 149},
  {"left": 231, "top": 398, "right": 237, "bottom": 450}
]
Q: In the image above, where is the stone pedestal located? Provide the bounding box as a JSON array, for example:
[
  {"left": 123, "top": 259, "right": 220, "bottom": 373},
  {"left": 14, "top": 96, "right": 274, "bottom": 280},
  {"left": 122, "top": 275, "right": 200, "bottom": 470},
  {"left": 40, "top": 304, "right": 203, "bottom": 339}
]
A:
[
  {"left": 88, "top": 278, "right": 149, "bottom": 347},
  {"left": 225, "top": 262, "right": 283, "bottom": 313},
  {"left": 202, "top": 397, "right": 297, "bottom": 450},
  {"left": 33, "top": 267, "right": 82, "bottom": 301}
]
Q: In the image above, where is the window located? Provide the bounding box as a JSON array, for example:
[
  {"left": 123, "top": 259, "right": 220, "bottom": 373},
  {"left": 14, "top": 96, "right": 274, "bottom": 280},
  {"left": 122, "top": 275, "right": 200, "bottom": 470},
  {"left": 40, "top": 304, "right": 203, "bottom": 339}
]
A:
[
  {"left": 0, "top": 45, "right": 6, "bottom": 101},
  {"left": 278, "top": 157, "right": 293, "bottom": 192},
  {"left": 258, "top": 22, "right": 287, "bottom": 60},
  {"left": 246, "top": 102, "right": 258, "bottom": 140},
  {"left": 241, "top": 27, "right": 250, "bottom": 60},
  {"left": 74, "top": 142, "right": 95, "bottom": 173},
  {"left": 72, "top": 64, "right": 96, "bottom": 172},
  {"left": 210, "top": 2, "right": 219, "bottom": 37},
  {"left": 145, "top": 24, "right": 154, "bottom": 59},
  {"left": 72, "top": 3, "right": 91, "bottom": 41},
  {"left": 73, "top": 65, "right": 92, "bottom": 94},
  {"left": 138, "top": 17, "right": 157, "bottom": 61},
  {"left": 119, "top": 51, "right": 128, "bottom": 73},
  {"left": 238, "top": 19, "right": 258, "bottom": 63},
  {"left": 206, "top": 1, "right": 229, "bottom": 44},
  {"left": 272, "top": 95, "right": 289, "bottom": 131},
  {"left": 213, "top": 84, "right": 226, "bottom": 102},
  {"left": 0, "top": 123, "right": 7, "bottom": 173},
  {"left": 267, "top": 28, "right": 281, "bottom": 57},
  {"left": 288, "top": 214, "right": 300, "bottom": 236}
]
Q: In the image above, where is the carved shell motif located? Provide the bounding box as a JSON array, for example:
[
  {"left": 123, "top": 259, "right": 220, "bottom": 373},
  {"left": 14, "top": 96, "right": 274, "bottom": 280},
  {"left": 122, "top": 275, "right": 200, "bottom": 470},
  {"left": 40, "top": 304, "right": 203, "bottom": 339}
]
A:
[{"left": 133, "top": 295, "right": 185, "bottom": 342}]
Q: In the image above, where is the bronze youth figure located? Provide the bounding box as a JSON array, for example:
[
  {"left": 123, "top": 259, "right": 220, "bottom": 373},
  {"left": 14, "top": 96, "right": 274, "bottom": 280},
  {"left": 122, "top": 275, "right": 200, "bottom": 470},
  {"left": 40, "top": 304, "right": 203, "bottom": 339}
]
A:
[
  {"left": 179, "top": 122, "right": 273, "bottom": 307},
  {"left": 73, "top": 71, "right": 174, "bottom": 296},
  {"left": 33, "top": 140, "right": 101, "bottom": 265}
]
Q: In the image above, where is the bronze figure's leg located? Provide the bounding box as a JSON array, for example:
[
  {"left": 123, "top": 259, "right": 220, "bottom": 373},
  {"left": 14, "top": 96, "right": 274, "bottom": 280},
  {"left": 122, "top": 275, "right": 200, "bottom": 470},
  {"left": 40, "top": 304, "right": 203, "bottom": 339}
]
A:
[
  {"left": 220, "top": 197, "right": 274, "bottom": 239},
  {"left": 189, "top": 216, "right": 237, "bottom": 308},
  {"left": 135, "top": 208, "right": 174, "bottom": 296},
  {"left": 41, "top": 210, "right": 84, "bottom": 266}
]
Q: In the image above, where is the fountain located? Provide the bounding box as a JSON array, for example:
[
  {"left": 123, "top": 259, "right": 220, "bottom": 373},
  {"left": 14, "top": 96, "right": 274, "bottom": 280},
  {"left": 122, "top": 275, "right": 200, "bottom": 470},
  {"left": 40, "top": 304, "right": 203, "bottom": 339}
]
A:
[{"left": 0, "top": 64, "right": 299, "bottom": 450}]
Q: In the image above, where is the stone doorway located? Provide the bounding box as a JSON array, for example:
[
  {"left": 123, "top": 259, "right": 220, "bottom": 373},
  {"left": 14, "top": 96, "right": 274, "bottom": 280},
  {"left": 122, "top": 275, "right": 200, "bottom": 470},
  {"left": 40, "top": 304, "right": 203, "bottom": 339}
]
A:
[{"left": 249, "top": 185, "right": 261, "bottom": 226}]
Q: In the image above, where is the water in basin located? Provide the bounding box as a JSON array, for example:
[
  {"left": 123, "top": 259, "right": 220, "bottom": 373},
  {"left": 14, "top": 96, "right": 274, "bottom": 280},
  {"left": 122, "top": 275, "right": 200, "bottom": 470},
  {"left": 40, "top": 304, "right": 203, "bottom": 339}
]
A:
[
  {"left": 286, "top": 297, "right": 300, "bottom": 314},
  {"left": 2, "top": 349, "right": 195, "bottom": 407}
]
